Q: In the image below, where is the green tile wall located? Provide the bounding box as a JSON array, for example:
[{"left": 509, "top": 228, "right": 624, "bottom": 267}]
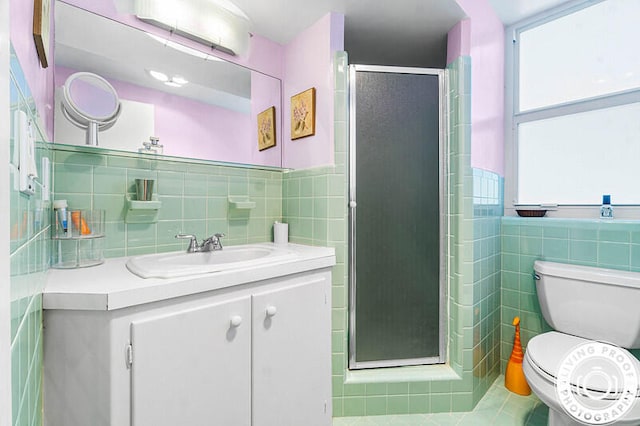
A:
[
  {"left": 500, "top": 217, "right": 640, "bottom": 371},
  {"left": 321, "top": 54, "right": 496, "bottom": 418},
  {"left": 9, "top": 46, "right": 50, "bottom": 426},
  {"left": 447, "top": 55, "right": 474, "bottom": 392},
  {"left": 52, "top": 147, "right": 283, "bottom": 257},
  {"left": 471, "top": 169, "right": 502, "bottom": 401}
]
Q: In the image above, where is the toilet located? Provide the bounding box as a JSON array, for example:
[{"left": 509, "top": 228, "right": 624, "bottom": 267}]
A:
[{"left": 523, "top": 260, "right": 640, "bottom": 426}]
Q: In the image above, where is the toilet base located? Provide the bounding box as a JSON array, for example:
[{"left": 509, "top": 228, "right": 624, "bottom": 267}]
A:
[{"left": 548, "top": 408, "right": 588, "bottom": 426}]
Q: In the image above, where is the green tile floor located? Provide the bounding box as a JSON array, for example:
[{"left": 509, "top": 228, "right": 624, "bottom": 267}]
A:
[{"left": 333, "top": 375, "right": 548, "bottom": 425}]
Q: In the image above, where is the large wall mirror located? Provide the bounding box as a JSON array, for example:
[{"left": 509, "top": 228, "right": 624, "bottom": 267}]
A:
[{"left": 53, "top": 1, "right": 283, "bottom": 168}]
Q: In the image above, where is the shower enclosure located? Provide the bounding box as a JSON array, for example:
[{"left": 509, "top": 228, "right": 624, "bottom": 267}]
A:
[{"left": 348, "top": 65, "right": 447, "bottom": 369}]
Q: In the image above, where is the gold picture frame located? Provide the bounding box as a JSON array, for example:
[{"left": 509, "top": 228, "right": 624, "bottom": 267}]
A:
[
  {"left": 257, "top": 106, "right": 276, "bottom": 151},
  {"left": 291, "top": 88, "right": 316, "bottom": 140},
  {"left": 33, "top": 0, "right": 51, "bottom": 68}
]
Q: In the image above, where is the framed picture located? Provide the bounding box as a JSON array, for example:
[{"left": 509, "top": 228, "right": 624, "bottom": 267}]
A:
[
  {"left": 291, "top": 88, "right": 316, "bottom": 140},
  {"left": 257, "top": 106, "right": 276, "bottom": 151},
  {"left": 33, "top": 0, "right": 51, "bottom": 68}
]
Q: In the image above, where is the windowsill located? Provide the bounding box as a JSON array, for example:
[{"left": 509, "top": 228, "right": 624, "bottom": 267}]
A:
[
  {"left": 505, "top": 205, "right": 640, "bottom": 222},
  {"left": 344, "top": 364, "right": 461, "bottom": 384}
]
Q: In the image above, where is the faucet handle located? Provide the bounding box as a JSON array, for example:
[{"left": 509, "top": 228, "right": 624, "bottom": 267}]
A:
[
  {"left": 206, "top": 233, "right": 225, "bottom": 250},
  {"left": 175, "top": 233, "right": 198, "bottom": 252}
]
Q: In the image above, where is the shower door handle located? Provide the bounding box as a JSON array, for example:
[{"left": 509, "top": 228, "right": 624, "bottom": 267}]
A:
[{"left": 349, "top": 201, "right": 357, "bottom": 208}]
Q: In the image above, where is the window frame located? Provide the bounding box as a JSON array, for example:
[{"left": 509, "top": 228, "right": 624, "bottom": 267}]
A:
[{"left": 504, "top": 0, "right": 640, "bottom": 219}]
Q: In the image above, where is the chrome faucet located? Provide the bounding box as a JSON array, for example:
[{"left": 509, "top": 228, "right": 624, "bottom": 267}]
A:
[
  {"left": 201, "top": 233, "right": 225, "bottom": 251},
  {"left": 175, "top": 233, "right": 225, "bottom": 253}
]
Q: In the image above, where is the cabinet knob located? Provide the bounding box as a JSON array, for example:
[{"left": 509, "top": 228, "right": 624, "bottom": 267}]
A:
[
  {"left": 230, "top": 315, "right": 243, "bottom": 327},
  {"left": 265, "top": 306, "right": 277, "bottom": 317}
]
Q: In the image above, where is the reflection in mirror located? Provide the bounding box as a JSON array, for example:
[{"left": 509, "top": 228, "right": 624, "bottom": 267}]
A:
[
  {"left": 53, "top": 1, "right": 282, "bottom": 168},
  {"left": 61, "top": 71, "right": 121, "bottom": 146}
]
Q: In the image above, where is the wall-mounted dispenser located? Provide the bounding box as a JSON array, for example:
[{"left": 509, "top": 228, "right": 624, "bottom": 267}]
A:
[
  {"left": 41, "top": 157, "right": 50, "bottom": 201},
  {"left": 13, "top": 110, "right": 39, "bottom": 196}
]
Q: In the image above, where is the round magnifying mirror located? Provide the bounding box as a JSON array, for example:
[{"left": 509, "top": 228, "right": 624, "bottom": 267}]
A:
[{"left": 61, "top": 72, "right": 122, "bottom": 146}]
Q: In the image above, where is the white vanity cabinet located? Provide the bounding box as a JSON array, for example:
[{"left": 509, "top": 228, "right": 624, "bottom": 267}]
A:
[
  {"left": 130, "top": 296, "right": 252, "bottom": 426},
  {"left": 43, "top": 245, "right": 334, "bottom": 426},
  {"left": 252, "top": 278, "right": 331, "bottom": 426}
]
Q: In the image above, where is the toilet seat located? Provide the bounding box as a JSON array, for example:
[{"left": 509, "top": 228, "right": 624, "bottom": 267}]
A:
[
  {"left": 524, "top": 332, "right": 640, "bottom": 425},
  {"left": 526, "top": 332, "right": 640, "bottom": 398}
]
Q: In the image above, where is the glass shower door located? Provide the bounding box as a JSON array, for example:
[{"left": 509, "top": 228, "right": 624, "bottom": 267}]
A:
[{"left": 348, "top": 65, "right": 446, "bottom": 369}]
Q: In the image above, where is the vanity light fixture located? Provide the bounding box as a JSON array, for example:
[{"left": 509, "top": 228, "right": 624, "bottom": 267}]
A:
[{"left": 135, "top": 0, "right": 251, "bottom": 56}]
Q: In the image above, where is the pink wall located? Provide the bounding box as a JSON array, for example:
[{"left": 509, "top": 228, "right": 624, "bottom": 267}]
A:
[
  {"left": 451, "top": 0, "right": 505, "bottom": 176},
  {"left": 282, "top": 12, "right": 344, "bottom": 169},
  {"left": 10, "top": 0, "right": 55, "bottom": 140},
  {"left": 446, "top": 19, "right": 471, "bottom": 64}
]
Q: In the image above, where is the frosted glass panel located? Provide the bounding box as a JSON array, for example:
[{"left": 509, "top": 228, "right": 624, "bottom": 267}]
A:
[
  {"left": 352, "top": 70, "right": 441, "bottom": 365},
  {"left": 518, "top": 102, "right": 640, "bottom": 205},
  {"left": 519, "top": 0, "right": 640, "bottom": 111}
]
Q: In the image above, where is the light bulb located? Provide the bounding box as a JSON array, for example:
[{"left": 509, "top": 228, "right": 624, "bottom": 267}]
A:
[
  {"left": 148, "top": 70, "right": 169, "bottom": 82},
  {"left": 172, "top": 76, "right": 188, "bottom": 85}
]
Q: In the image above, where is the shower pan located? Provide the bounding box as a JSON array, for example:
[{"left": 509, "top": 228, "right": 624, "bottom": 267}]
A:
[{"left": 348, "top": 65, "right": 448, "bottom": 369}]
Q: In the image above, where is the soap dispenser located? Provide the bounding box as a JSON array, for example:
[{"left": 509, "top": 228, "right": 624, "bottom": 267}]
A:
[{"left": 600, "top": 194, "right": 613, "bottom": 219}]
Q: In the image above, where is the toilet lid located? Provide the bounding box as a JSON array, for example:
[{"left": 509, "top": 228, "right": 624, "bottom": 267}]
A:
[{"left": 527, "top": 332, "right": 640, "bottom": 396}]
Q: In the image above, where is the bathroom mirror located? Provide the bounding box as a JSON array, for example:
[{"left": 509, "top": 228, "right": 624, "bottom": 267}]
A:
[
  {"left": 53, "top": 1, "right": 283, "bottom": 168},
  {"left": 61, "top": 71, "right": 122, "bottom": 146}
]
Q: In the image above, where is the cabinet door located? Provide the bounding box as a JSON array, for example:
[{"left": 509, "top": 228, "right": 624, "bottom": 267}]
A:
[
  {"left": 252, "top": 275, "right": 332, "bottom": 426},
  {"left": 130, "top": 296, "right": 251, "bottom": 426}
]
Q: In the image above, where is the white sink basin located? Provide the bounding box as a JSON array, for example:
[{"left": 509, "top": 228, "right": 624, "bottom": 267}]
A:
[{"left": 126, "top": 244, "right": 297, "bottom": 279}]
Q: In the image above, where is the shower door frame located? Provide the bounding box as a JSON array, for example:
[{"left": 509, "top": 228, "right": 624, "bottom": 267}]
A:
[{"left": 348, "top": 64, "right": 449, "bottom": 370}]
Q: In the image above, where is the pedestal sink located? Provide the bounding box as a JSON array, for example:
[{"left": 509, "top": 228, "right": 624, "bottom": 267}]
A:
[{"left": 126, "top": 244, "right": 297, "bottom": 279}]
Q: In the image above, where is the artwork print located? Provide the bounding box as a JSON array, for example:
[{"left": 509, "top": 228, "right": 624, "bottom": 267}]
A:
[
  {"left": 257, "top": 106, "right": 276, "bottom": 151},
  {"left": 290, "top": 88, "right": 316, "bottom": 140}
]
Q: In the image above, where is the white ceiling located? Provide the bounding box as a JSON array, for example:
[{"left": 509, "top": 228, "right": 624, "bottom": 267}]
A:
[
  {"left": 487, "top": 0, "right": 575, "bottom": 26},
  {"left": 233, "top": 0, "right": 466, "bottom": 67},
  {"left": 231, "top": 0, "right": 575, "bottom": 67}
]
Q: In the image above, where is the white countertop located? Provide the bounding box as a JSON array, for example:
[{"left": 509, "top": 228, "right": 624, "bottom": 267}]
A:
[{"left": 44, "top": 243, "right": 335, "bottom": 311}]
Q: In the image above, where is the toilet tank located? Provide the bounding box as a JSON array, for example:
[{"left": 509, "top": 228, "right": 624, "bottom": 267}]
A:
[{"left": 533, "top": 260, "right": 640, "bottom": 349}]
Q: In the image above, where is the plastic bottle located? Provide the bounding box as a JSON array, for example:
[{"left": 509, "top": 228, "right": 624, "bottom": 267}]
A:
[
  {"left": 505, "top": 317, "right": 531, "bottom": 395},
  {"left": 600, "top": 194, "right": 613, "bottom": 219},
  {"left": 53, "top": 200, "right": 68, "bottom": 234},
  {"left": 71, "top": 211, "right": 91, "bottom": 235}
]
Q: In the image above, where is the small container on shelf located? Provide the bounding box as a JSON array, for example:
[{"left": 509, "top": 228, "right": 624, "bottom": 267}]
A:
[
  {"left": 54, "top": 209, "right": 105, "bottom": 238},
  {"left": 52, "top": 209, "right": 105, "bottom": 269}
]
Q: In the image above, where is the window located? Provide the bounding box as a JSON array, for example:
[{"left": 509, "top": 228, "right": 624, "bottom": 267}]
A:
[{"left": 506, "top": 0, "right": 640, "bottom": 216}]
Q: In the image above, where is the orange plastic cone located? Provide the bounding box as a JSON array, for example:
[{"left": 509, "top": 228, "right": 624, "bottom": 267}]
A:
[{"left": 505, "top": 316, "right": 531, "bottom": 395}]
